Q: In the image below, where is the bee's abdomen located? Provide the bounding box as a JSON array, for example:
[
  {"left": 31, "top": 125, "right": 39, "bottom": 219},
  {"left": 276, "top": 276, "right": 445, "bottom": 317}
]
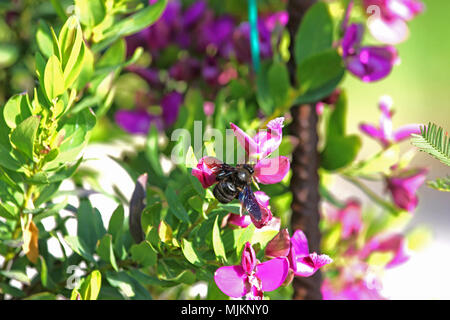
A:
[{"left": 213, "top": 181, "right": 238, "bottom": 204}]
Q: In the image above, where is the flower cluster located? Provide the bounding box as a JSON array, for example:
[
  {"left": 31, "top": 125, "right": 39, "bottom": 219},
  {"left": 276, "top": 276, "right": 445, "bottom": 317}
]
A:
[
  {"left": 320, "top": 200, "right": 410, "bottom": 299},
  {"left": 360, "top": 96, "right": 428, "bottom": 212},
  {"left": 340, "top": 0, "right": 423, "bottom": 82},
  {"left": 214, "top": 229, "right": 332, "bottom": 300},
  {"left": 115, "top": 0, "right": 288, "bottom": 135}
]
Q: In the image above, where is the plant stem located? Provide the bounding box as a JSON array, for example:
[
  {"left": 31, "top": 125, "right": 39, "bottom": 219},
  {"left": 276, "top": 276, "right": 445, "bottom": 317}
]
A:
[{"left": 342, "top": 175, "right": 400, "bottom": 215}]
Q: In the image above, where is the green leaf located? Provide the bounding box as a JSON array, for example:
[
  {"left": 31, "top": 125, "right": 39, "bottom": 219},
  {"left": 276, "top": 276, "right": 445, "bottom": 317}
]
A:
[
  {"left": 106, "top": 271, "right": 152, "bottom": 300},
  {"left": 130, "top": 240, "right": 157, "bottom": 267},
  {"left": 320, "top": 91, "right": 361, "bottom": 171},
  {"left": 256, "top": 61, "right": 275, "bottom": 114},
  {"left": 145, "top": 125, "right": 164, "bottom": 177},
  {"left": 3, "top": 94, "right": 33, "bottom": 129},
  {"left": 235, "top": 223, "right": 255, "bottom": 258},
  {"left": 0, "top": 202, "right": 17, "bottom": 220},
  {"left": 297, "top": 49, "right": 345, "bottom": 94},
  {"left": 75, "top": 0, "right": 106, "bottom": 27},
  {"left": 427, "top": 176, "right": 450, "bottom": 192},
  {"left": 108, "top": 205, "right": 124, "bottom": 239},
  {"left": 39, "top": 256, "right": 49, "bottom": 287},
  {"left": 411, "top": 123, "right": 450, "bottom": 166},
  {"left": 0, "top": 270, "right": 30, "bottom": 285},
  {"left": 294, "top": 2, "right": 333, "bottom": 64},
  {"left": 36, "top": 20, "right": 54, "bottom": 58},
  {"left": 268, "top": 61, "right": 290, "bottom": 107},
  {"left": 92, "top": 0, "right": 167, "bottom": 52},
  {"left": 24, "top": 292, "right": 57, "bottom": 300},
  {"left": 181, "top": 239, "right": 204, "bottom": 267},
  {"left": 44, "top": 55, "right": 65, "bottom": 100},
  {"left": 79, "top": 270, "right": 102, "bottom": 300},
  {"left": 321, "top": 136, "right": 362, "bottom": 171},
  {"left": 77, "top": 199, "right": 106, "bottom": 254},
  {"left": 11, "top": 115, "right": 40, "bottom": 160},
  {"left": 63, "top": 235, "right": 96, "bottom": 263},
  {"left": 165, "top": 186, "right": 190, "bottom": 223},
  {"left": 212, "top": 215, "right": 227, "bottom": 263},
  {"left": 97, "top": 234, "right": 119, "bottom": 271},
  {"left": 0, "top": 43, "right": 19, "bottom": 68}
]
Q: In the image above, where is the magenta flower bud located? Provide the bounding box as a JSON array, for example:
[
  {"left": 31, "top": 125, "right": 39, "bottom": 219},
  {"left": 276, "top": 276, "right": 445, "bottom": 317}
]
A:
[
  {"left": 203, "top": 101, "right": 215, "bottom": 116},
  {"left": 386, "top": 168, "right": 428, "bottom": 212},
  {"left": 265, "top": 228, "right": 291, "bottom": 258},
  {"left": 241, "top": 242, "right": 257, "bottom": 274}
]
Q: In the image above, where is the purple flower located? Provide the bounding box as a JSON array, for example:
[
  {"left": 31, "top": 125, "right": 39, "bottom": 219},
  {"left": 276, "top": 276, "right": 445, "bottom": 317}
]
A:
[
  {"left": 266, "top": 229, "right": 332, "bottom": 277},
  {"left": 386, "top": 167, "right": 428, "bottom": 212},
  {"left": 364, "top": 0, "right": 425, "bottom": 44},
  {"left": 359, "top": 96, "right": 422, "bottom": 147},
  {"left": 168, "top": 57, "right": 201, "bottom": 82},
  {"left": 232, "top": 19, "right": 273, "bottom": 64},
  {"left": 214, "top": 242, "right": 289, "bottom": 300},
  {"left": 115, "top": 91, "right": 183, "bottom": 134},
  {"left": 161, "top": 91, "right": 183, "bottom": 127},
  {"left": 182, "top": 0, "right": 207, "bottom": 28},
  {"left": 342, "top": 23, "right": 398, "bottom": 82},
  {"left": 115, "top": 109, "right": 160, "bottom": 134},
  {"left": 230, "top": 117, "right": 290, "bottom": 184}
]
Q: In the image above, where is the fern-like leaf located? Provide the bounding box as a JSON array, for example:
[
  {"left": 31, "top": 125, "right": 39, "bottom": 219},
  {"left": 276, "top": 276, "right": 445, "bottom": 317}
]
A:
[
  {"left": 411, "top": 122, "right": 450, "bottom": 166},
  {"left": 427, "top": 176, "right": 450, "bottom": 192}
]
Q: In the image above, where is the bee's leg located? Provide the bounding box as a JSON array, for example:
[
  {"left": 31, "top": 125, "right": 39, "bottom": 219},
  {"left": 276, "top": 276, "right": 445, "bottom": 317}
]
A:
[{"left": 252, "top": 177, "right": 260, "bottom": 190}]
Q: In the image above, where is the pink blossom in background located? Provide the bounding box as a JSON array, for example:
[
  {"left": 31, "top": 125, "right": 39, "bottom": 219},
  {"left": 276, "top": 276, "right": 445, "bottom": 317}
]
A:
[
  {"left": 359, "top": 95, "right": 422, "bottom": 147},
  {"left": 386, "top": 167, "right": 428, "bottom": 212},
  {"left": 364, "top": 0, "right": 425, "bottom": 45}
]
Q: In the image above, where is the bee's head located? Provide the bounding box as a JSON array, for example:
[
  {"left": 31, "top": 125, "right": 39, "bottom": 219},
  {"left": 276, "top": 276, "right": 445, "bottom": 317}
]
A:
[{"left": 243, "top": 164, "right": 254, "bottom": 175}]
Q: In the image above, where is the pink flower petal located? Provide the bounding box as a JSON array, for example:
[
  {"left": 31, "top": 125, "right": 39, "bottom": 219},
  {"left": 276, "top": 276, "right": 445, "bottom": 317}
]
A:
[
  {"left": 214, "top": 265, "right": 249, "bottom": 298},
  {"left": 292, "top": 253, "right": 333, "bottom": 277},
  {"left": 191, "top": 156, "right": 223, "bottom": 188},
  {"left": 254, "top": 191, "right": 270, "bottom": 208},
  {"left": 359, "top": 123, "right": 382, "bottom": 140},
  {"left": 230, "top": 122, "right": 258, "bottom": 158},
  {"left": 290, "top": 230, "right": 309, "bottom": 257},
  {"left": 367, "top": 17, "right": 409, "bottom": 45},
  {"left": 254, "top": 156, "right": 290, "bottom": 184},
  {"left": 393, "top": 124, "right": 422, "bottom": 142},
  {"left": 226, "top": 213, "right": 252, "bottom": 228},
  {"left": 338, "top": 200, "right": 363, "bottom": 239},
  {"left": 255, "top": 257, "right": 289, "bottom": 292}
]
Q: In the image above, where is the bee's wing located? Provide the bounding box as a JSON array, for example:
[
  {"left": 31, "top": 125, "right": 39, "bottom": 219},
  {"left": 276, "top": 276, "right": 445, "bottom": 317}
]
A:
[{"left": 238, "top": 185, "right": 262, "bottom": 223}]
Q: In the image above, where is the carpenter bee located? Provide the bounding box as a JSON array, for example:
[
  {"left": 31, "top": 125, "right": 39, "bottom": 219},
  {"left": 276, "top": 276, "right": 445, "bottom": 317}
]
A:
[{"left": 213, "top": 163, "right": 263, "bottom": 224}]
